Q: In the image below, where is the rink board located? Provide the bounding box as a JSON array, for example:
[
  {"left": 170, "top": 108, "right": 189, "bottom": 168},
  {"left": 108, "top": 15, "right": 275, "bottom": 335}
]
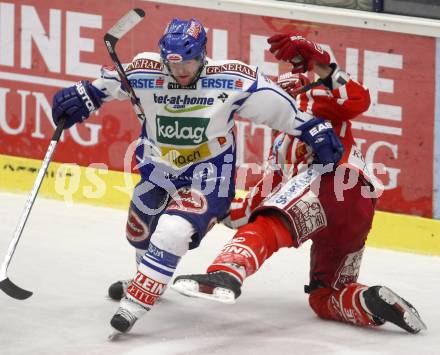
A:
[
  {"left": 0, "top": 153, "right": 137, "bottom": 210},
  {"left": 1, "top": 153, "right": 439, "bottom": 256}
]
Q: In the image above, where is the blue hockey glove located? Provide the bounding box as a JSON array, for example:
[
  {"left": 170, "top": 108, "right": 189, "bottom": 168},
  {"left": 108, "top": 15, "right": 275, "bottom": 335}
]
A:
[
  {"left": 52, "top": 81, "right": 104, "bottom": 129},
  {"left": 297, "top": 117, "right": 344, "bottom": 165}
]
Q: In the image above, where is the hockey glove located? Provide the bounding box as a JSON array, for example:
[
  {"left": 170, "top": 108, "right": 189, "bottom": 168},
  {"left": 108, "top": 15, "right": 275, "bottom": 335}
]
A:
[
  {"left": 296, "top": 117, "right": 344, "bottom": 165},
  {"left": 277, "top": 72, "right": 311, "bottom": 98},
  {"left": 267, "top": 34, "right": 330, "bottom": 74},
  {"left": 52, "top": 81, "right": 104, "bottom": 129}
]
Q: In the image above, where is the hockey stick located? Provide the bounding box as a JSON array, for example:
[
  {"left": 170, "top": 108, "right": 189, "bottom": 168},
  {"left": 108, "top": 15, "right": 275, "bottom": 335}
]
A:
[
  {"left": 104, "top": 8, "right": 146, "bottom": 123},
  {"left": 0, "top": 116, "right": 67, "bottom": 300},
  {"left": 298, "top": 79, "right": 324, "bottom": 94},
  {"left": 103, "top": 8, "right": 163, "bottom": 159}
]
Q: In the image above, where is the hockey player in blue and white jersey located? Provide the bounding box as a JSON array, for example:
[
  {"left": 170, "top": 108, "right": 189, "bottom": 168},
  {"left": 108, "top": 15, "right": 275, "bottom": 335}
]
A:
[{"left": 51, "top": 18, "right": 344, "bottom": 334}]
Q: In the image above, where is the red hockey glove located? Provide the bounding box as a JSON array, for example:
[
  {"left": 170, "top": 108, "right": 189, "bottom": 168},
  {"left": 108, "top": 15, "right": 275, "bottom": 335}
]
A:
[
  {"left": 277, "top": 72, "right": 311, "bottom": 98},
  {"left": 268, "top": 34, "right": 330, "bottom": 73}
]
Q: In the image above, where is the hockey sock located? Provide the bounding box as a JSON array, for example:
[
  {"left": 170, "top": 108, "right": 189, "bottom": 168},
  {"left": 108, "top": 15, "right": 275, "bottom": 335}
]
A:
[
  {"left": 308, "top": 283, "right": 380, "bottom": 327},
  {"left": 126, "top": 242, "right": 180, "bottom": 308},
  {"left": 135, "top": 248, "right": 146, "bottom": 266},
  {"left": 207, "top": 214, "right": 293, "bottom": 283}
]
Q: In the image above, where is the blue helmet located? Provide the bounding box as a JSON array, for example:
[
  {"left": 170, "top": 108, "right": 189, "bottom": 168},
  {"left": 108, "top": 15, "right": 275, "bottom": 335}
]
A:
[{"left": 159, "top": 18, "right": 207, "bottom": 63}]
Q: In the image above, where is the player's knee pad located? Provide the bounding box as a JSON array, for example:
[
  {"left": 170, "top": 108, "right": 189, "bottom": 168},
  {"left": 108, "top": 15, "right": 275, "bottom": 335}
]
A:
[
  {"left": 308, "top": 244, "right": 365, "bottom": 291},
  {"left": 149, "top": 214, "right": 196, "bottom": 257}
]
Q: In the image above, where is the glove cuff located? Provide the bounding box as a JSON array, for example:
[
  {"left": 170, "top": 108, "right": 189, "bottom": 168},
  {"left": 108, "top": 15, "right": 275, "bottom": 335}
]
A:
[
  {"left": 320, "top": 63, "right": 350, "bottom": 90},
  {"left": 76, "top": 81, "right": 104, "bottom": 113}
]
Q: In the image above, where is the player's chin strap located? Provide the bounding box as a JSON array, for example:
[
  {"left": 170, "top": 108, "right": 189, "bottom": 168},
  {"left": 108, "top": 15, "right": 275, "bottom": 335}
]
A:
[{"left": 190, "top": 58, "right": 208, "bottom": 85}]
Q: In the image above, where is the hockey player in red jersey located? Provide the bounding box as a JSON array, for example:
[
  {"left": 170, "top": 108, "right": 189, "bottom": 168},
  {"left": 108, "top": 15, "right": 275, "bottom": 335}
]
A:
[{"left": 171, "top": 35, "right": 427, "bottom": 334}]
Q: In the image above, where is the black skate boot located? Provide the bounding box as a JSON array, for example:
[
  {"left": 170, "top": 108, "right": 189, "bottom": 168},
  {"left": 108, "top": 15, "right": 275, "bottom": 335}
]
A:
[
  {"left": 110, "top": 297, "right": 149, "bottom": 333},
  {"left": 361, "top": 286, "right": 427, "bottom": 334},
  {"left": 108, "top": 279, "right": 132, "bottom": 301},
  {"left": 171, "top": 271, "right": 242, "bottom": 304}
]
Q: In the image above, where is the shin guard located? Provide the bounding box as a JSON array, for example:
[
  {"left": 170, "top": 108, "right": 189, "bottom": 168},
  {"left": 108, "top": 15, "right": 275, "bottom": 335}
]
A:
[
  {"left": 308, "top": 283, "right": 379, "bottom": 327},
  {"left": 207, "top": 215, "right": 293, "bottom": 282}
]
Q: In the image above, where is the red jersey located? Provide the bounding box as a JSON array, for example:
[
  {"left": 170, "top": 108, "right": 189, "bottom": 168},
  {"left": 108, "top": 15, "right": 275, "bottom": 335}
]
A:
[{"left": 225, "top": 76, "right": 377, "bottom": 229}]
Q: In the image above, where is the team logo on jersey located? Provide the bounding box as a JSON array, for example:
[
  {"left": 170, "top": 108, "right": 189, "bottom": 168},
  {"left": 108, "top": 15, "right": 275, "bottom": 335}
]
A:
[
  {"left": 156, "top": 115, "right": 209, "bottom": 145},
  {"left": 155, "top": 78, "right": 164, "bottom": 88},
  {"left": 161, "top": 144, "right": 211, "bottom": 168},
  {"left": 201, "top": 77, "right": 243, "bottom": 90},
  {"left": 153, "top": 93, "right": 215, "bottom": 113},
  {"left": 295, "top": 141, "right": 308, "bottom": 158},
  {"left": 126, "top": 58, "right": 162, "bottom": 72},
  {"left": 206, "top": 63, "right": 256, "bottom": 79},
  {"left": 160, "top": 143, "right": 211, "bottom": 168},
  {"left": 217, "top": 92, "right": 229, "bottom": 103},
  {"left": 168, "top": 82, "right": 197, "bottom": 90},
  {"left": 129, "top": 76, "right": 164, "bottom": 89}
]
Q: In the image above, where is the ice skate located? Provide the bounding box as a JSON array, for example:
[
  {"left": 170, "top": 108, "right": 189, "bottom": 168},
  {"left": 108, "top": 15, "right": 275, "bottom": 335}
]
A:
[
  {"left": 109, "top": 297, "right": 149, "bottom": 334},
  {"left": 172, "top": 271, "right": 242, "bottom": 304},
  {"left": 361, "top": 286, "right": 427, "bottom": 334},
  {"left": 108, "top": 279, "right": 132, "bottom": 301}
]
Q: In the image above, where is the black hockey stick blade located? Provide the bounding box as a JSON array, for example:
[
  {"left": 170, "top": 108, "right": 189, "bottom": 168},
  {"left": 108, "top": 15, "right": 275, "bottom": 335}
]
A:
[{"left": 0, "top": 277, "right": 33, "bottom": 300}]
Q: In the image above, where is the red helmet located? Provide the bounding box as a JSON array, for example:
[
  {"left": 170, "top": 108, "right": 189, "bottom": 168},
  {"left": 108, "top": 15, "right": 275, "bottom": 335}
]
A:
[{"left": 277, "top": 72, "right": 311, "bottom": 98}]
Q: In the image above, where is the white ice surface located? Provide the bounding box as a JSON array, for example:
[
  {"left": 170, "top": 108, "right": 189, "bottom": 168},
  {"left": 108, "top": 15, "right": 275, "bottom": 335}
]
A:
[{"left": 0, "top": 192, "right": 439, "bottom": 355}]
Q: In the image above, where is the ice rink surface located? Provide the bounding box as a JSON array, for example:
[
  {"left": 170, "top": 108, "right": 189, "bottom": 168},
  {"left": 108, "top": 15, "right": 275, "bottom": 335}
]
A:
[{"left": 0, "top": 192, "right": 439, "bottom": 355}]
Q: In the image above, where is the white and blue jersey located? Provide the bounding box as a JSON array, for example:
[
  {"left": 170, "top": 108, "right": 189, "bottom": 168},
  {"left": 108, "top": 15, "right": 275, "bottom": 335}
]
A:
[
  {"left": 92, "top": 52, "right": 312, "bottom": 248},
  {"left": 93, "top": 52, "right": 311, "bottom": 176}
]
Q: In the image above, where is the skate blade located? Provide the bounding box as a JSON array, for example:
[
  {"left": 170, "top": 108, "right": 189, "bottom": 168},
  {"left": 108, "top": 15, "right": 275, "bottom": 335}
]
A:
[
  {"left": 171, "top": 280, "right": 236, "bottom": 304},
  {"left": 108, "top": 330, "right": 122, "bottom": 341},
  {"left": 379, "top": 286, "right": 427, "bottom": 333}
]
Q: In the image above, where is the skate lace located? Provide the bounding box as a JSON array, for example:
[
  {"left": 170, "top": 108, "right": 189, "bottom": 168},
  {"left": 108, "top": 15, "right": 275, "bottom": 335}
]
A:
[{"left": 116, "top": 307, "right": 138, "bottom": 324}]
